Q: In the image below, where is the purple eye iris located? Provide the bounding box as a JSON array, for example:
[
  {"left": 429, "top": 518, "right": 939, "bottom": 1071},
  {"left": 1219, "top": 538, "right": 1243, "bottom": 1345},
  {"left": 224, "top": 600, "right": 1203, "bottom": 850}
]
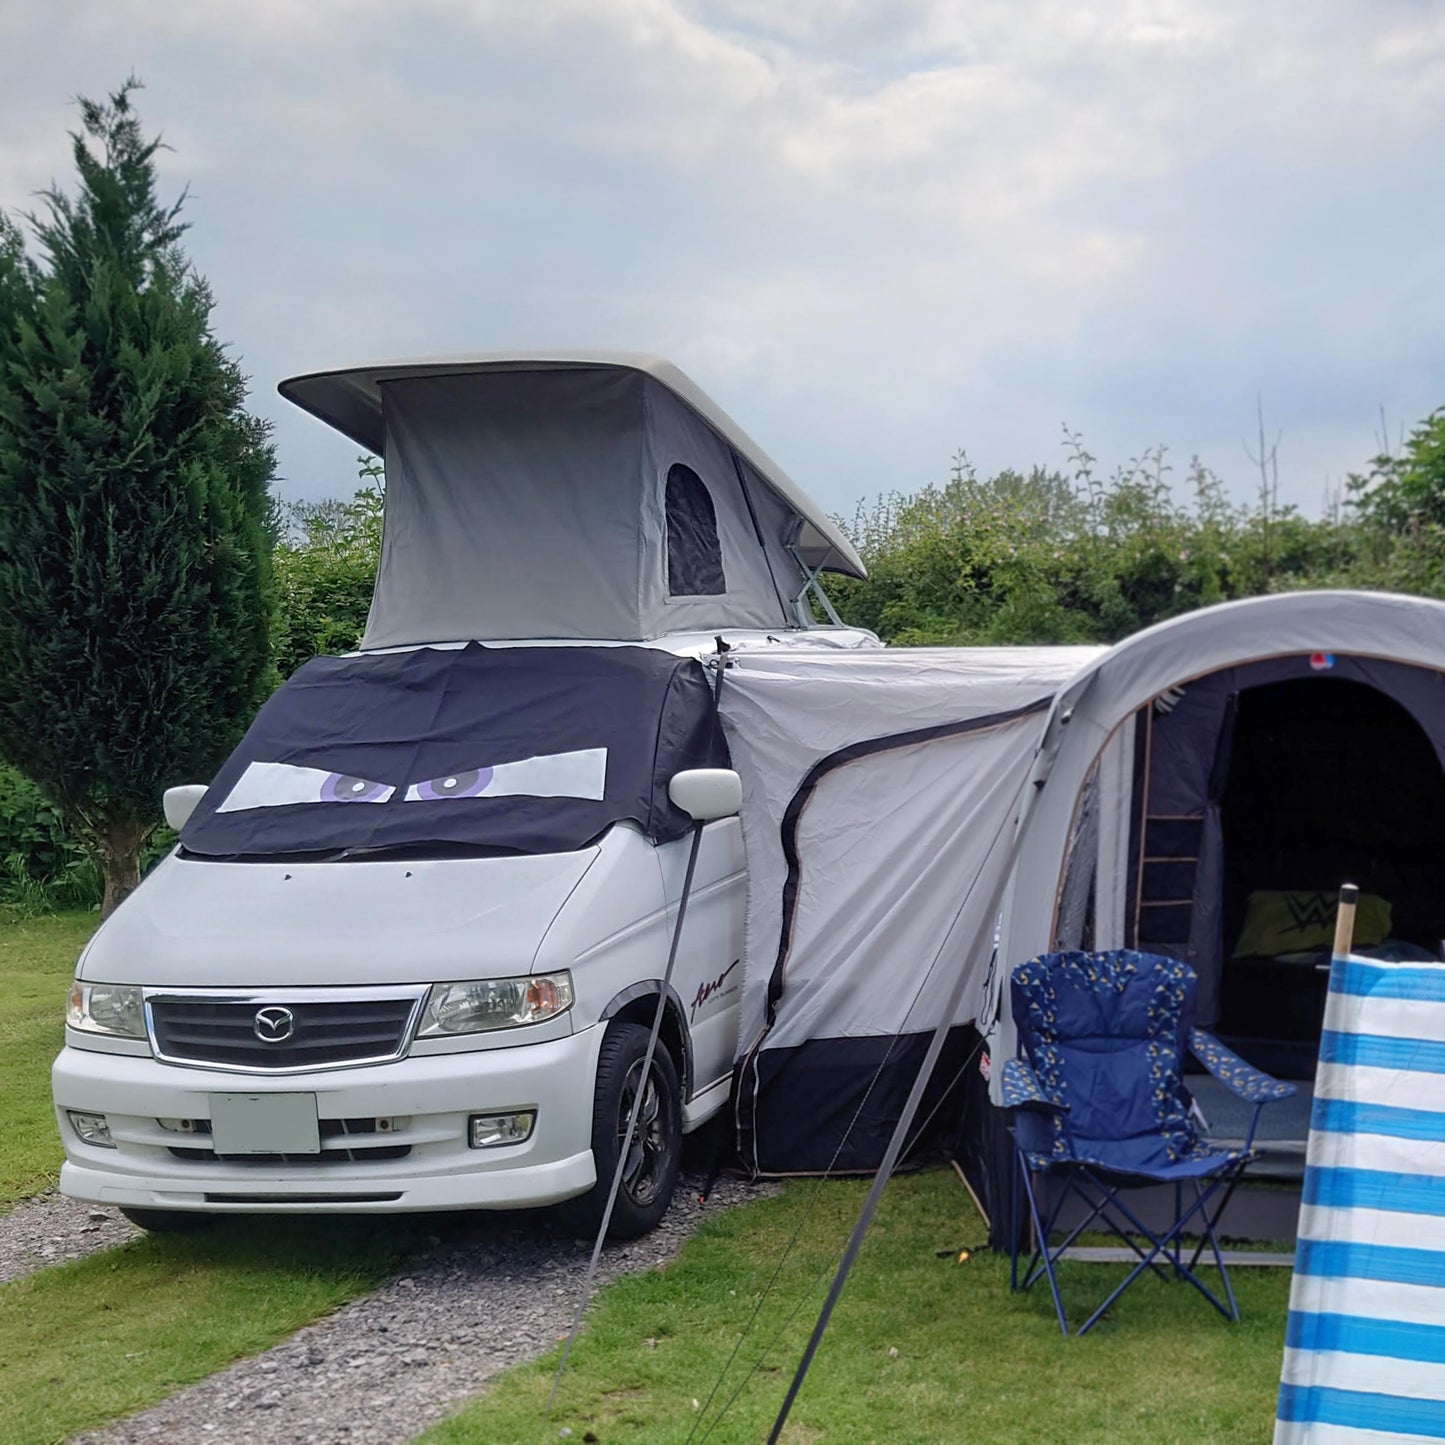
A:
[
  {"left": 414, "top": 766, "right": 493, "bottom": 801},
  {"left": 321, "top": 773, "right": 390, "bottom": 803}
]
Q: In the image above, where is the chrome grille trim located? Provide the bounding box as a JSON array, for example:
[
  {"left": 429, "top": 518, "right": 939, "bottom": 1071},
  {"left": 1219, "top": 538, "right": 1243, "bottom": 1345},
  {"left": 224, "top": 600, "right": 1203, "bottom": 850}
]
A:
[{"left": 143, "top": 986, "right": 429, "bottom": 1074}]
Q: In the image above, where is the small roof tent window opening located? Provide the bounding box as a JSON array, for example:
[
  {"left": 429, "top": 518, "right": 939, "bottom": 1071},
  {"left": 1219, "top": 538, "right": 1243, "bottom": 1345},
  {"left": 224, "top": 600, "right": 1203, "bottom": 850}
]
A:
[{"left": 666, "top": 463, "right": 727, "bottom": 598}]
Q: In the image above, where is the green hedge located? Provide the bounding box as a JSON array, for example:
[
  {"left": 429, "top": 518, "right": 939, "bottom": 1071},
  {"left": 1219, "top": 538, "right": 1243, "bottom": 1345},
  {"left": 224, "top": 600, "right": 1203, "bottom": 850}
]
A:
[
  {"left": 0, "top": 764, "right": 177, "bottom": 915},
  {"left": 0, "top": 764, "right": 101, "bottom": 912}
]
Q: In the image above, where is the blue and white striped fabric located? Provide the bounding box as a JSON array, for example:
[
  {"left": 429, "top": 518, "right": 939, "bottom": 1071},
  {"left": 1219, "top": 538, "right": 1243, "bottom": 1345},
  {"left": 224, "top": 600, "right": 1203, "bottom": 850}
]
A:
[{"left": 1277, "top": 953, "right": 1445, "bottom": 1443}]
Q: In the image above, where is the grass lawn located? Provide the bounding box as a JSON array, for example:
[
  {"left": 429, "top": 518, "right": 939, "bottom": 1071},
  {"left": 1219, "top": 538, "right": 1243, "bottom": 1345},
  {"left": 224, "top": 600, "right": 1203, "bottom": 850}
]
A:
[
  {"left": 423, "top": 1169, "right": 1292, "bottom": 1445},
  {"left": 0, "top": 910, "right": 423, "bottom": 1445},
  {"left": 0, "top": 1217, "right": 414, "bottom": 1445},
  {"left": 0, "top": 910, "right": 97, "bottom": 1204},
  {"left": 0, "top": 912, "right": 1293, "bottom": 1443}
]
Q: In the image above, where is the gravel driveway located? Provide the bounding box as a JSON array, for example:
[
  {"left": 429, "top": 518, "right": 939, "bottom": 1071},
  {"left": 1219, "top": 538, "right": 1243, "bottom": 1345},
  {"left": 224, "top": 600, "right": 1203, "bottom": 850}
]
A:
[
  {"left": 55, "top": 1170, "right": 773, "bottom": 1445},
  {"left": 0, "top": 1191, "right": 139, "bottom": 1283}
]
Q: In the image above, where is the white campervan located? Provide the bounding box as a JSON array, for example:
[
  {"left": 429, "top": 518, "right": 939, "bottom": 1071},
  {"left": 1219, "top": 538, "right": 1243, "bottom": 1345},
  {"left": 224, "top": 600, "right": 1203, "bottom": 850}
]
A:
[{"left": 51, "top": 354, "right": 872, "bottom": 1237}]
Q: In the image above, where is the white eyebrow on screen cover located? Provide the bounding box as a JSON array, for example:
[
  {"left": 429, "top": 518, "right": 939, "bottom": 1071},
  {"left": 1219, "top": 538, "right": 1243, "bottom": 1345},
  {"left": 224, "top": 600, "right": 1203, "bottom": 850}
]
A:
[
  {"left": 402, "top": 748, "right": 607, "bottom": 802},
  {"left": 214, "top": 761, "right": 395, "bottom": 811}
]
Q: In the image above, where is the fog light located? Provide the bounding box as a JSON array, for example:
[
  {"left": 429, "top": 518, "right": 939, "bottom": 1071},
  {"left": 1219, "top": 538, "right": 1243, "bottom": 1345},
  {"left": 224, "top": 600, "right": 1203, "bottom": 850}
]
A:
[
  {"left": 68, "top": 1111, "right": 115, "bottom": 1148},
  {"left": 469, "top": 1111, "right": 536, "bottom": 1149}
]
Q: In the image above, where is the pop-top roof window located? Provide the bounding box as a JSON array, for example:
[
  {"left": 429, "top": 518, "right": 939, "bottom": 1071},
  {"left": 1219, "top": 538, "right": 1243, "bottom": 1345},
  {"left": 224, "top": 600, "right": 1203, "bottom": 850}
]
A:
[{"left": 666, "top": 463, "right": 727, "bottom": 597}]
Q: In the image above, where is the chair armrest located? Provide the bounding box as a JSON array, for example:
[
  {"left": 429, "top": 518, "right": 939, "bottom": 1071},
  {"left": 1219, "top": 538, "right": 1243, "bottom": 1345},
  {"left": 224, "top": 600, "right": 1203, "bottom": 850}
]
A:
[
  {"left": 1189, "top": 1029, "right": 1297, "bottom": 1103},
  {"left": 1002, "top": 1057, "right": 1067, "bottom": 1112}
]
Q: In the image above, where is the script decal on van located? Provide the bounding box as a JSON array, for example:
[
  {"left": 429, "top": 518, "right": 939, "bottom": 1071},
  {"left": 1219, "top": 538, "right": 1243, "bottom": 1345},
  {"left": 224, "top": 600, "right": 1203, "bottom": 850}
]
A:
[{"left": 691, "top": 958, "right": 740, "bottom": 1022}]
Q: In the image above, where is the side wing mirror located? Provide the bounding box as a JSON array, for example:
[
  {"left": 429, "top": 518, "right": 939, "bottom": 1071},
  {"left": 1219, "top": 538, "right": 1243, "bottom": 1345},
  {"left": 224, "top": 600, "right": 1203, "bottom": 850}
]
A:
[
  {"left": 669, "top": 768, "right": 742, "bottom": 822},
  {"left": 163, "top": 784, "right": 209, "bottom": 832}
]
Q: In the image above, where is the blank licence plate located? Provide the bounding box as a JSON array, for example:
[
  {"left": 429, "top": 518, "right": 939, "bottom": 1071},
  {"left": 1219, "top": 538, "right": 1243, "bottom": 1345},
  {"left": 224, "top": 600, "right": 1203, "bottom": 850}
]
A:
[{"left": 208, "top": 1093, "right": 320, "bottom": 1155}]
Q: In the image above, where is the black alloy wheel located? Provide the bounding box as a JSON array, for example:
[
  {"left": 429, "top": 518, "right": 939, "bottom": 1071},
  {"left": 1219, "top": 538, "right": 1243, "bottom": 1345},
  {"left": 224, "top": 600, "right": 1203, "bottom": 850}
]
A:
[
  {"left": 570, "top": 1020, "right": 682, "bottom": 1239},
  {"left": 617, "top": 1054, "right": 669, "bottom": 1209}
]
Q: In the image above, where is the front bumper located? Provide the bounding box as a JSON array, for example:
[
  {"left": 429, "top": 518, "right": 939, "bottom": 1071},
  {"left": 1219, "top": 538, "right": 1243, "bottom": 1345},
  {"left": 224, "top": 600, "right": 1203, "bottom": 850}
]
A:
[{"left": 52, "top": 1027, "right": 604, "bottom": 1214}]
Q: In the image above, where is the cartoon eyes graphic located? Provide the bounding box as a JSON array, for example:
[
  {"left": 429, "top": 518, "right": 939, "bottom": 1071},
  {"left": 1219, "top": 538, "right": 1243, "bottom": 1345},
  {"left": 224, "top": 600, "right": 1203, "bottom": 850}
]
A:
[
  {"left": 408, "top": 767, "right": 495, "bottom": 801},
  {"left": 215, "top": 762, "right": 396, "bottom": 813},
  {"left": 212, "top": 749, "right": 608, "bottom": 815},
  {"left": 402, "top": 749, "right": 605, "bottom": 802},
  {"left": 321, "top": 773, "right": 393, "bottom": 803}
]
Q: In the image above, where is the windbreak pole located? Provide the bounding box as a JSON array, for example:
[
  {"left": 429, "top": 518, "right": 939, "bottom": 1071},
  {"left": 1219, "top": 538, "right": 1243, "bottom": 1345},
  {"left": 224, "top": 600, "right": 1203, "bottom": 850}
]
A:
[
  {"left": 548, "top": 819, "right": 704, "bottom": 1413},
  {"left": 1332, "top": 881, "right": 1359, "bottom": 959}
]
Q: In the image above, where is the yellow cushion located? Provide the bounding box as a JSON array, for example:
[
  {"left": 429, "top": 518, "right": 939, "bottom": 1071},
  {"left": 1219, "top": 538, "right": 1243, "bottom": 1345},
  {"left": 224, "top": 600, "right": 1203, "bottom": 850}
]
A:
[{"left": 1233, "top": 889, "right": 1391, "bottom": 958}]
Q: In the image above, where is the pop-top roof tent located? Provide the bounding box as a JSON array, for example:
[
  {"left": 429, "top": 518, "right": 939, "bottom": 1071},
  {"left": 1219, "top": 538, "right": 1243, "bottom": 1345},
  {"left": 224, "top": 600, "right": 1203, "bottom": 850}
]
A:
[
  {"left": 279, "top": 353, "right": 866, "bottom": 649},
  {"left": 715, "top": 591, "right": 1445, "bottom": 1187}
]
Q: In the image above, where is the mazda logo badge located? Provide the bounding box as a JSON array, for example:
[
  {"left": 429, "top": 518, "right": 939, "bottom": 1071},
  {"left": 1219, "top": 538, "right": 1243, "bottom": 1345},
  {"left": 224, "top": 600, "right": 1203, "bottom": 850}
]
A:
[{"left": 253, "top": 1006, "right": 296, "bottom": 1043}]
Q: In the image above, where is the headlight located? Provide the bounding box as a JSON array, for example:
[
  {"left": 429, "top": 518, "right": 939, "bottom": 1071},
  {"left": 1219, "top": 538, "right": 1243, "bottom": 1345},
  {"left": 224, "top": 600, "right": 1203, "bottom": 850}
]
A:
[
  {"left": 418, "top": 973, "right": 574, "bottom": 1036},
  {"left": 66, "top": 981, "right": 146, "bottom": 1039}
]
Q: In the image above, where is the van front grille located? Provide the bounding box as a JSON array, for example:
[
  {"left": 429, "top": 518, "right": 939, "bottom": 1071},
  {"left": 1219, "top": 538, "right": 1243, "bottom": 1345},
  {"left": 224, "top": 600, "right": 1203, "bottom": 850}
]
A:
[{"left": 148, "top": 993, "right": 424, "bottom": 1071}]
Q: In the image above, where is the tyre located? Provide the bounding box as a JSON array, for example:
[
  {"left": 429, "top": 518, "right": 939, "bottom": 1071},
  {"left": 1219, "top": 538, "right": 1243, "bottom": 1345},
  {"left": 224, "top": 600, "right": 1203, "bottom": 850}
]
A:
[
  {"left": 572, "top": 1021, "right": 682, "bottom": 1240},
  {"left": 118, "top": 1207, "right": 214, "bottom": 1234}
]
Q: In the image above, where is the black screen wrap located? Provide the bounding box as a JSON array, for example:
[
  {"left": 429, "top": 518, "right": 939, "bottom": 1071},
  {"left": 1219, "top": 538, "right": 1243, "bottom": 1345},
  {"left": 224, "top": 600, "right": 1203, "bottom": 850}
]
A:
[{"left": 181, "top": 644, "right": 727, "bottom": 859}]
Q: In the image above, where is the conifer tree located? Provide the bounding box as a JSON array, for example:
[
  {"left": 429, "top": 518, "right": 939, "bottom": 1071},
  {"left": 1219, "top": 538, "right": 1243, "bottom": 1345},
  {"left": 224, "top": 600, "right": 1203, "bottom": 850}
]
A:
[{"left": 0, "top": 81, "right": 276, "bottom": 914}]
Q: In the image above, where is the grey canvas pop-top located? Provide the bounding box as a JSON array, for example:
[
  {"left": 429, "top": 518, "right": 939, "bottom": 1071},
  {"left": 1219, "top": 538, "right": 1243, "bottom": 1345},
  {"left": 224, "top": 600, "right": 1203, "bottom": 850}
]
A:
[{"left": 279, "top": 354, "right": 866, "bottom": 648}]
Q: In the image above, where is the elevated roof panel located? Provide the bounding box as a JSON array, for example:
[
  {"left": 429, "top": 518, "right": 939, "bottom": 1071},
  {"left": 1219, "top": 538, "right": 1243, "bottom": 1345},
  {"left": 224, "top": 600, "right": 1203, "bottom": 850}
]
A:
[{"left": 279, "top": 352, "right": 865, "bottom": 578}]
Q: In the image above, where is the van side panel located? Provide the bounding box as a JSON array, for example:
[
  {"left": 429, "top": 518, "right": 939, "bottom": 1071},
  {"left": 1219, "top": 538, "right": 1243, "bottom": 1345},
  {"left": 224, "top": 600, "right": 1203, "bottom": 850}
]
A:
[{"left": 656, "top": 818, "right": 746, "bottom": 1097}]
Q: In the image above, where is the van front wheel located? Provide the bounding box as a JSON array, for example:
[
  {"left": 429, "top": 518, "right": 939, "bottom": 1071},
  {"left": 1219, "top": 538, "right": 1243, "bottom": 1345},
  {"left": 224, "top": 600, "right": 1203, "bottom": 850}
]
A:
[{"left": 576, "top": 1022, "right": 682, "bottom": 1240}]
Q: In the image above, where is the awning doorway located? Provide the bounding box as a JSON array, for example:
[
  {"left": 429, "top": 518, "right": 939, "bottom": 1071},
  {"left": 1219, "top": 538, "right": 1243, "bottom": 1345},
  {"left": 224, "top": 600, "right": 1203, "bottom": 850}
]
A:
[
  {"left": 1215, "top": 674, "right": 1445, "bottom": 1078},
  {"left": 1125, "top": 656, "right": 1445, "bottom": 1061}
]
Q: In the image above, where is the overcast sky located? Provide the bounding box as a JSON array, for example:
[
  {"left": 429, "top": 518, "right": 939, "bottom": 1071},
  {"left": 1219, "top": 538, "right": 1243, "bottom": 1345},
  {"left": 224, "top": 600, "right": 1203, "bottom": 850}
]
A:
[{"left": 2, "top": 0, "right": 1442, "bottom": 520}]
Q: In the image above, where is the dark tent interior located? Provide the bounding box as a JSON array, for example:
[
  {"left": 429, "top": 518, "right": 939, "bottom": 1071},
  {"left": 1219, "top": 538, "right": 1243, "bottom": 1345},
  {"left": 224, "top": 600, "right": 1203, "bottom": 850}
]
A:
[{"left": 1216, "top": 676, "right": 1445, "bottom": 1077}]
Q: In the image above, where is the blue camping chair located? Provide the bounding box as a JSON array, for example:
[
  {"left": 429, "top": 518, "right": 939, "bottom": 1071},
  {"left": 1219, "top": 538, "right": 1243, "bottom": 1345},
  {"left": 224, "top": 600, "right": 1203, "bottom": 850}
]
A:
[{"left": 1005, "top": 949, "right": 1296, "bottom": 1336}]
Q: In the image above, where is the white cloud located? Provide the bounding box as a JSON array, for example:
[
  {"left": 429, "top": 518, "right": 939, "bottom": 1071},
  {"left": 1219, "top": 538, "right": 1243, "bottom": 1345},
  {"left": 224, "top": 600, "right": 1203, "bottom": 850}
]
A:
[
  {"left": 0, "top": 0, "right": 1440, "bottom": 514},
  {"left": 1372, "top": 9, "right": 1445, "bottom": 67}
]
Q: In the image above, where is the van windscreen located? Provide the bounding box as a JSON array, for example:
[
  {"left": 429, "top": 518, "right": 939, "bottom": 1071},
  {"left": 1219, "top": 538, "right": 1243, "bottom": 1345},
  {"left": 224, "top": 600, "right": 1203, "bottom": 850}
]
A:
[{"left": 180, "top": 644, "right": 726, "bottom": 859}]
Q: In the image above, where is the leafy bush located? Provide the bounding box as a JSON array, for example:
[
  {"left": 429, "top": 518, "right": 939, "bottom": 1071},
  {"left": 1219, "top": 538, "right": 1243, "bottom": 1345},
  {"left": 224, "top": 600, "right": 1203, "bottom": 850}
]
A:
[
  {"left": 829, "top": 429, "right": 1441, "bottom": 646},
  {"left": 0, "top": 763, "right": 101, "bottom": 912},
  {"left": 0, "top": 764, "right": 80, "bottom": 880},
  {"left": 1349, "top": 408, "right": 1445, "bottom": 532},
  {"left": 273, "top": 463, "right": 383, "bottom": 676},
  {"left": 0, "top": 761, "right": 179, "bottom": 914}
]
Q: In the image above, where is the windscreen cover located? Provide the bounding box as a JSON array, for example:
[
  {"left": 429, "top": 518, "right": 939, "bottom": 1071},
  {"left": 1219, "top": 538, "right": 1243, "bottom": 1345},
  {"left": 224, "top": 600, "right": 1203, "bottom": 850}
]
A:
[{"left": 181, "top": 644, "right": 726, "bottom": 858}]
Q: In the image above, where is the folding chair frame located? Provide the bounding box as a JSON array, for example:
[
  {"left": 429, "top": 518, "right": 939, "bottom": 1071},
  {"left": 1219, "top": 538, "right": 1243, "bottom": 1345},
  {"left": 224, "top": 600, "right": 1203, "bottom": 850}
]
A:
[
  {"left": 1010, "top": 1150, "right": 1248, "bottom": 1336},
  {"left": 1003, "top": 951, "right": 1297, "bottom": 1337}
]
